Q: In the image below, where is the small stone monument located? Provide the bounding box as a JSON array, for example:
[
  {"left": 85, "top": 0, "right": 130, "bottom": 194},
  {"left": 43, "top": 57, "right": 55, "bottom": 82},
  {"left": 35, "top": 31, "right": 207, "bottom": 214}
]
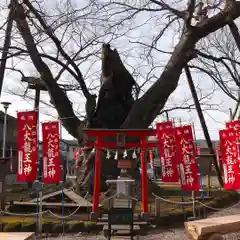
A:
[{"left": 106, "top": 168, "right": 135, "bottom": 208}]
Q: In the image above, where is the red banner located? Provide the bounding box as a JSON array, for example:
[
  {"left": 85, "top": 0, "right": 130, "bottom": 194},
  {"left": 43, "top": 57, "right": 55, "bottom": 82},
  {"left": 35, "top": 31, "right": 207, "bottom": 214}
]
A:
[
  {"left": 42, "top": 121, "right": 61, "bottom": 184},
  {"left": 10, "top": 147, "right": 13, "bottom": 173},
  {"left": 156, "top": 121, "right": 173, "bottom": 131},
  {"left": 226, "top": 120, "right": 240, "bottom": 130},
  {"left": 196, "top": 145, "right": 200, "bottom": 155},
  {"left": 74, "top": 148, "right": 82, "bottom": 169},
  {"left": 215, "top": 145, "right": 220, "bottom": 166},
  {"left": 175, "top": 125, "right": 200, "bottom": 191},
  {"left": 157, "top": 127, "right": 179, "bottom": 182},
  {"left": 149, "top": 149, "right": 154, "bottom": 169},
  {"left": 17, "top": 111, "right": 38, "bottom": 182},
  {"left": 74, "top": 149, "right": 79, "bottom": 161},
  {"left": 219, "top": 129, "right": 240, "bottom": 190}
]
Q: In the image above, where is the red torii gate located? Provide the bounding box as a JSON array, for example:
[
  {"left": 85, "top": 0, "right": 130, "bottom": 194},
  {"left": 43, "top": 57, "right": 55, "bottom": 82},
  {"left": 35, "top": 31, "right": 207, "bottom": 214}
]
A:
[{"left": 83, "top": 128, "right": 157, "bottom": 220}]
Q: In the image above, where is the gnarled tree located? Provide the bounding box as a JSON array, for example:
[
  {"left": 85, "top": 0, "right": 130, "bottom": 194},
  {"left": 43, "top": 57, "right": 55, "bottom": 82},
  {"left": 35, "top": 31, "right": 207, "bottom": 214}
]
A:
[{"left": 2, "top": 0, "right": 240, "bottom": 191}]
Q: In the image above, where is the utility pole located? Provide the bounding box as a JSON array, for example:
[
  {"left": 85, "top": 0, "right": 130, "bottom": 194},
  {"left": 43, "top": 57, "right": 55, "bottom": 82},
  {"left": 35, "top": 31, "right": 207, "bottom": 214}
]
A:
[
  {"left": 21, "top": 77, "right": 44, "bottom": 236},
  {"left": 229, "top": 108, "right": 233, "bottom": 121},
  {"left": 21, "top": 77, "right": 44, "bottom": 189},
  {"left": 165, "top": 111, "right": 169, "bottom": 121},
  {"left": 0, "top": 102, "right": 11, "bottom": 214},
  {"left": 0, "top": 6, "right": 13, "bottom": 97},
  {"left": 184, "top": 66, "right": 224, "bottom": 189}
]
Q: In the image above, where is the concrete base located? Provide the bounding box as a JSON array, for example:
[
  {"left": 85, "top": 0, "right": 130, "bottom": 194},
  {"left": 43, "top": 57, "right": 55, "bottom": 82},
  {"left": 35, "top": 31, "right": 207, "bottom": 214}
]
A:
[
  {"left": 90, "top": 212, "right": 98, "bottom": 221},
  {"left": 140, "top": 212, "right": 149, "bottom": 220}
]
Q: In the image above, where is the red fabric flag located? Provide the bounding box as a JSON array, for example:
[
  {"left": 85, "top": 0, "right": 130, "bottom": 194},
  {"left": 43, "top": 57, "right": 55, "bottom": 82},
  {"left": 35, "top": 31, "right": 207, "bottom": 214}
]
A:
[
  {"left": 157, "top": 127, "right": 179, "bottom": 182},
  {"left": 74, "top": 149, "right": 79, "bottom": 161},
  {"left": 156, "top": 121, "right": 173, "bottom": 131},
  {"left": 215, "top": 145, "right": 220, "bottom": 166},
  {"left": 42, "top": 121, "right": 61, "bottom": 184},
  {"left": 17, "top": 111, "right": 38, "bottom": 182},
  {"left": 74, "top": 148, "right": 82, "bottom": 169},
  {"left": 226, "top": 120, "right": 240, "bottom": 130},
  {"left": 219, "top": 129, "right": 240, "bottom": 190},
  {"left": 175, "top": 125, "right": 200, "bottom": 191},
  {"left": 149, "top": 149, "right": 154, "bottom": 169},
  {"left": 10, "top": 147, "right": 13, "bottom": 173},
  {"left": 196, "top": 145, "right": 201, "bottom": 155}
]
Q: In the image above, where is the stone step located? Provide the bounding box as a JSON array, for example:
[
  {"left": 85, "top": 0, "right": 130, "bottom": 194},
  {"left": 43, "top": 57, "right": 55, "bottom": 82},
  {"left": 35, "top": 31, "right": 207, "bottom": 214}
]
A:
[
  {"left": 97, "top": 221, "right": 147, "bottom": 225},
  {"left": 101, "top": 213, "right": 140, "bottom": 218},
  {"left": 113, "top": 199, "right": 132, "bottom": 205},
  {"left": 113, "top": 201, "right": 131, "bottom": 205},
  {"left": 111, "top": 237, "right": 142, "bottom": 240},
  {"left": 99, "top": 213, "right": 143, "bottom": 223},
  {"left": 103, "top": 225, "right": 142, "bottom": 239},
  {"left": 113, "top": 204, "right": 131, "bottom": 208},
  {"left": 103, "top": 225, "right": 140, "bottom": 231},
  {"left": 98, "top": 217, "right": 142, "bottom": 222},
  {"left": 113, "top": 201, "right": 131, "bottom": 204}
]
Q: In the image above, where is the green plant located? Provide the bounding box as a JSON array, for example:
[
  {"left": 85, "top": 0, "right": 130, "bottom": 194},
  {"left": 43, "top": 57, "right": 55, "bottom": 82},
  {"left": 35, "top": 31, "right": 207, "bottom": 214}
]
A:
[{"left": 3, "top": 222, "right": 21, "bottom": 232}]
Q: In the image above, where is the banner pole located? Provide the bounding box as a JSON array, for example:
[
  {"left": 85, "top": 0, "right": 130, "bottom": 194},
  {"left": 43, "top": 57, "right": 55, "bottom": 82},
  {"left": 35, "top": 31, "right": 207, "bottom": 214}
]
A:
[
  {"left": 191, "top": 122, "right": 204, "bottom": 200},
  {"left": 36, "top": 181, "right": 39, "bottom": 238},
  {"left": 178, "top": 118, "right": 186, "bottom": 220},
  {"left": 61, "top": 182, "right": 65, "bottom": 235},
  {"left": 59, "top": 120, "right": 65, "bottom": 235},
  {"left": 0, "top": 102, "right": 11, "bottom": 215},
  {"left": 191, "top": 122, "right": 198, "bottom": 219},
  {"left": 35, "top": 105, "right": 40, "bottom": 238},
  {"left": 36, "top": 104, "right": 42, "bottom": 238},
  {"left": 39, "top": 184, "right": 43, "bottom": 236}
]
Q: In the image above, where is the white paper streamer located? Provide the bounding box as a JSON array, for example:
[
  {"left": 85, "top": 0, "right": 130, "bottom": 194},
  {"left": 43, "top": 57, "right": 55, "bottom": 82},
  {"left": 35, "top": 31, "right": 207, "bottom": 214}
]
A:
[
  {"left": 114, "top": 150, "right": 118, "bottom": 160},
  {"left": 106, "top": 150, "right": 111, "bottom": 159},
  {"left": 132, "top": 150, "right": 137, "bottom": 159},
  {"left": 123, "top": 150, "right": 128, "bottom": 158}
]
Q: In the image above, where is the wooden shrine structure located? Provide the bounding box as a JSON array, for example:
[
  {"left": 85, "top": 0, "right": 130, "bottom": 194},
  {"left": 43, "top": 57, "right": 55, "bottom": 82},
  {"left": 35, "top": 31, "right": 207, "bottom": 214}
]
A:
[{"left": 83, "top": 128, "right": 158, "bottom": 221}]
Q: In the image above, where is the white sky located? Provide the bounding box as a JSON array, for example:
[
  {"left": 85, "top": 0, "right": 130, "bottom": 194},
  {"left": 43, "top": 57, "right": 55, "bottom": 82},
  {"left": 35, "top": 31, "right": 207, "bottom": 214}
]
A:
[{"left": 0, "top": 0, "right": 238, "bottom": 141}]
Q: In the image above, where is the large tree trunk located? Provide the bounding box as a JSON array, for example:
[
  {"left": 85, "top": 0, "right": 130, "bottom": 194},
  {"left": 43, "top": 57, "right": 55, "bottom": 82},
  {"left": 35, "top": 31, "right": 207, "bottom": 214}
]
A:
[{"left": 77, "top": 44, "right": 141, "bottom": 194}]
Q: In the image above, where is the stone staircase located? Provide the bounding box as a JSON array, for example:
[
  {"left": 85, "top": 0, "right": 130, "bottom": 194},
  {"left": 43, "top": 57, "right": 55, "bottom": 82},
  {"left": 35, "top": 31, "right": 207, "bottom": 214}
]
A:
[
  {"left": 98, "top": 175, "right": 150, "bottom": 239},
  {"left": 98, "top": 198, "right": 149, "bottom": 239}
]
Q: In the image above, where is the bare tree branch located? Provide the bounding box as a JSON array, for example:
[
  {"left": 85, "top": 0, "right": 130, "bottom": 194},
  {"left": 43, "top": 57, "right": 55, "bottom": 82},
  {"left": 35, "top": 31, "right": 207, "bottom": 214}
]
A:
[
  {"left": 228, "top": 21, "right": 240, "bottom": 51},
  {"left": 11, "top": 0, "right": 83, "bottom": 140},
  {"left": 0, "top": 3, "right": 14, "bottom": 96},
  {"left": 232, "top": 93, "right": 240, "bottom": 120},
  {"left": 123, "top": 1, "right": 240, "bottom": 128},
  {"left": 23, "top": 0, "right": 92, "bottom": 100},
  {"left": 196, "top": 49, "right": 240, "bottom": 88},
  {"left": 149, "top": 0, "right": 186, "bottom": 19},
  {"left": 189, "top": 64, "right": 238, "bottom": 101},
  {"left": 186, "top": 0, "right": 196, "bottom": 27}
]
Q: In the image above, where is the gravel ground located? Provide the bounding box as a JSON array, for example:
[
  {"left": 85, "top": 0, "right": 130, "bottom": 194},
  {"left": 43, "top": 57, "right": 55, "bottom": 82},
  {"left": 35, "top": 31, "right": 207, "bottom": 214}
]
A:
[{"left": 44, "top": 201, "right": 240, "bottom": 240}]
